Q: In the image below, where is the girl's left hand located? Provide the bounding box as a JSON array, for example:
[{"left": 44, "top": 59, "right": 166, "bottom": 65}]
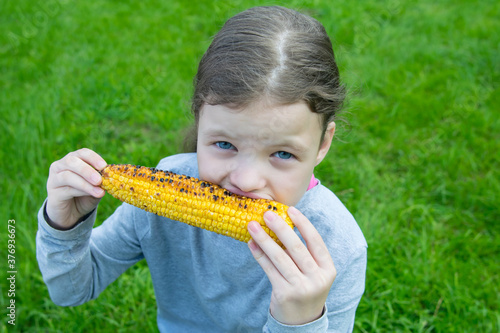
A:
[{"left": 247, "top": 206, "right": 337, "bottom": 325}]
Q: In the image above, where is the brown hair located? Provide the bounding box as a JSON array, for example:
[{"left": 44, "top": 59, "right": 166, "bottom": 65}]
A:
[{"left": 185, "top": 6, "right": 345, "bottom": 151}]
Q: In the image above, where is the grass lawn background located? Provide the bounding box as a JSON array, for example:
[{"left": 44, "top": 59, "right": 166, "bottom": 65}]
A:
[{"left": 1, "top": 0, "right": 498, "bottom": 331}]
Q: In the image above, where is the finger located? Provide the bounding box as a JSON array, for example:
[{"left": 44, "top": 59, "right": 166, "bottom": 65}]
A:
[
  {"left": 49, "top": 169, "right": 105, "bottom": 199},
  {"left": 288, "top": 206, "right": 334, "bottom": 270},
  {"left": 247, "top": 237, "right": 282, "bottom": 284},
  {"left": 50, "top": 151, "right": 104, "bottom": 188},
  {"left": 248, "top": 225, "right": 301, "bottom": 287},
  {"left": 51, "top": 186, "right": 105, "bottom": 204},
  {"left": 248, "top": 218, "right": 301, "bottom": 282},
  {"left": 69, "top": 148, "right": 108, "bottom": 184},
  {"left": 73, "top": 148, "right": 108, "bottom": 172},
  {"left": 263, "top": 210, "right": 317, "bottom": 274}
]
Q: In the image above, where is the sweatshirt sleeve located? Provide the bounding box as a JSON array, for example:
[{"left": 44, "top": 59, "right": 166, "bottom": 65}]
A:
[
  {"left": 36, "top": 199, "right": 146, "bottom": 306},
  {"left": 263, "top": 308, "right": 328, "bottom": 332},
  {"left": 325, "top": 245, "right": 367, "bottom": 332}
]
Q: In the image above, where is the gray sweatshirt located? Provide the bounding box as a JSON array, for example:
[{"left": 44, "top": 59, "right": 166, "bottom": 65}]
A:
[{"left": 37, "top": 153, "right": 367, "bottom": 332}]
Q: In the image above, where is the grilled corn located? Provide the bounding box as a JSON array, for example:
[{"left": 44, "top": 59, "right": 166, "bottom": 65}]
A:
[{"left": 99, "top": 164, "right": 294, "bottom": 245}]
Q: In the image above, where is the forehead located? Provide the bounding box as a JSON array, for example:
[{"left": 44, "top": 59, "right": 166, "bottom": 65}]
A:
[{"left": 199, "top": 100, "right": 322, "bottom": 135}]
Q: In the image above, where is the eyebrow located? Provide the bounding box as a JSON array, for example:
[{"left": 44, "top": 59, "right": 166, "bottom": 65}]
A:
[
  {"left": 269, "top": 138, "right": 310, "bottom": 154},
  {"left": 202, "top": 128, "right": 236, "bottom": 140}
]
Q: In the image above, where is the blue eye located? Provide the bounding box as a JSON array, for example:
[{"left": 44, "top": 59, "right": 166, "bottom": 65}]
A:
[
  {"left": 274, "top": 151, "right": 293, "bottom": 159},
  {"left": 216, "top": 141, "right": 234, "bottom": 150}
]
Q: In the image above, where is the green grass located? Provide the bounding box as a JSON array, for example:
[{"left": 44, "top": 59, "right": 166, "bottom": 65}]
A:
[{"left": 1, "top": 0, "right": 498, "bottom": 331}]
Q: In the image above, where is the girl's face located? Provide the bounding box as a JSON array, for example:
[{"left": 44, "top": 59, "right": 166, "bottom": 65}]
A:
[{"left": 196, "top": 99, "right": 335, "bottom": 206}]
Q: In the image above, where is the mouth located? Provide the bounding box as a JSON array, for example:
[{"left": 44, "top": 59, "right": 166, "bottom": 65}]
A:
[{"left": 223, "top": 186, "right": 269, "bottom": 200}]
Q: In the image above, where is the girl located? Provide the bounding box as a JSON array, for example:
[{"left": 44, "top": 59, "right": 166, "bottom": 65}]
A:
[{"left": 37, "top": 6, "right": 367, "bottom": 332}]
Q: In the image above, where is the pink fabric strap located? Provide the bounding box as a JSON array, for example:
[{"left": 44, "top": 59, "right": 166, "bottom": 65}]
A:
[{"left": 307, "top": 174, "right": 319, "bottom": 191}]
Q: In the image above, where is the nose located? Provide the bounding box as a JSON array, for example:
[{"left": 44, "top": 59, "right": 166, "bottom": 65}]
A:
[{"left": 228, "top": 159, "right": 266, "bottom": 194}]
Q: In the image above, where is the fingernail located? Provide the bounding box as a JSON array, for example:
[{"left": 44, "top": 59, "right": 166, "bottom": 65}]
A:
[
  {"left": 94, "top": 187, "right": 104, "bottom": 196},
  {"left": 91, "top": 173, "right": 101, "bottom": 184},
  {"left": 98, "top": 161, "right": 107, "bottom": 170},
  {"left": 248, "top": 221, "right": 261, "bottom": 233},
  {"left": 288, "top": 206, "right": 299, "bottom": 215},
  {"left": 248, "top": 239, "right": 259, "bottom": 251},
  {"left": 264, "top": 211, "right": 276, "bottom": 222}
]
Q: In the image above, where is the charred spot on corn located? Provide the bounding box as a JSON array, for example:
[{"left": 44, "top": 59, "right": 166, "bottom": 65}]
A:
[{"left": 99, "top": 164, "right": 294, "bottom": 247}]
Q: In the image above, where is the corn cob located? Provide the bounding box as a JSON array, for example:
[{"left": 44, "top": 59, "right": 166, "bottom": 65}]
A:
[{"left": 99, "top": 164, "right": 294, "bottom": 246}]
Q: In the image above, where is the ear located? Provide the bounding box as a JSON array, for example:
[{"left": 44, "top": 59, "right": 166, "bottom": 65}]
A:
[{"left": 315, "top": 122, "right": 336, "bottom": 166}]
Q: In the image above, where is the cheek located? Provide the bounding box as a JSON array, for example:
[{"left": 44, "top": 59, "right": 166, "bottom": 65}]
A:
[
  {"left": 197, "top": 152, "right": 225, "bottom": 184},
  {"left": 272, "top": 171, "right": 311, "bottom": 206}
]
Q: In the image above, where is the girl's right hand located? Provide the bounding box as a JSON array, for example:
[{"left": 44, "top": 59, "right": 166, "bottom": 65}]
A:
[{"left": 46, "top": 148, "right": 108, "bottom": 230}]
